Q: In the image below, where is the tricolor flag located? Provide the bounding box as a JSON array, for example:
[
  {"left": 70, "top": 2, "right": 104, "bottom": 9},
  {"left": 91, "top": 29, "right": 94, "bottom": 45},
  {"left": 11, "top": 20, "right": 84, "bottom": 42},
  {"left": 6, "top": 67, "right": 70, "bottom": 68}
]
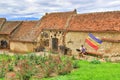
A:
[{"left": 85, "top": 33, "right": 102, "bottom": 50}]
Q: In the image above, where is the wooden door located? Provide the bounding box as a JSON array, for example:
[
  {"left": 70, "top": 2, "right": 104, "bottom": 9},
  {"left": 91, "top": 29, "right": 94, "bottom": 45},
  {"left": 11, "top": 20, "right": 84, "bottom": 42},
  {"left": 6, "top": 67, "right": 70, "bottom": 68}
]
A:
[{"left": 52, "top": 38, "right": 58, "bottom": 51}]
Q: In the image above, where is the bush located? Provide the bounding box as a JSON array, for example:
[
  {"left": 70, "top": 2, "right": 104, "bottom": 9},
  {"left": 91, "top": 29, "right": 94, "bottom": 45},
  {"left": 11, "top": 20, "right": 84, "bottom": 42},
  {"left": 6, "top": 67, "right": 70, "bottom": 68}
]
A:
[
  {"left": 73, "top": 60, "right": 79, "bottom": 68},
  {"left": 0, "top": 61, "right": 7, "bottom": 78},
  {"left": 90, "top": 59, "right": 101, "bottom": 64},
  {"left": 0, "top": 53, "right": 74, "bottom": 79},
  {"left": 16, "top": 60, "right": 36, "bottom": 80},
  {"left": 104, "top": 58, "right": 111, "bottom": 62},
  {"left": 7, "top": 64, "right": 14, "bottom": 72}
]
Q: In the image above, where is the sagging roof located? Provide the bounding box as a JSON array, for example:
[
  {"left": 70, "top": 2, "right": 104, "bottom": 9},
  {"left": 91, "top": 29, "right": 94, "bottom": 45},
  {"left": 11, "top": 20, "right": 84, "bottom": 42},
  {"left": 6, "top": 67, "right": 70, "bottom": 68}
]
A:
[
  {"left": 0, "top": 21, "right": 22, "bottom": 34},
  {"left": 10, "top": 21, "right": 39, "bottom": 42},
  {"left": 67, "top": 11, "right": 120, "bottom": 32}
]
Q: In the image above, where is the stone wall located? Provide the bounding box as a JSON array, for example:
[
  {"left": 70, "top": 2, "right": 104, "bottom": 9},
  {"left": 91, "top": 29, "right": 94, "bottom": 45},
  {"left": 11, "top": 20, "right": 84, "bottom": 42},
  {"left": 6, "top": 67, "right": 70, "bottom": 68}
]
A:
[
  {"left": 10, "top": 41, "right": 35, "bottom": 53},
  {"left": 41, "top": 30, "right": 65, "bottom": 51},
  {"left": 49, "top": 30, "right": 64, "bottom": 48},
  {"left": 65, "top": 31, "right": 120, "bottom": 55}
]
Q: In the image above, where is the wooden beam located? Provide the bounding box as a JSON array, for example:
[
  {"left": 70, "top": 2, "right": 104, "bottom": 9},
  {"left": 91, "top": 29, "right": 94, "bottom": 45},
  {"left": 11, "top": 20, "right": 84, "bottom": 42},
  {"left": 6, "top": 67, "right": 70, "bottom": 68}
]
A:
[
  {"left": 86, "top": 51, "right": 103, "bottom": 58},
  {"left": 102, "top": 38, "right": 120, "bottom": 43}
]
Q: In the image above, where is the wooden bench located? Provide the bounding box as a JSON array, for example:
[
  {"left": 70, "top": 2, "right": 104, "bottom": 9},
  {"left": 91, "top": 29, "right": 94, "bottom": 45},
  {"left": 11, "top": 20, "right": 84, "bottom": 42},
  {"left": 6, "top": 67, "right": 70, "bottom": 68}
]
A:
[
  {"left": 85, "top": 51, "right": 103, "bottom": 58},
  {"left": 76, "top": 49, "right": 103, "bottom": 58}
]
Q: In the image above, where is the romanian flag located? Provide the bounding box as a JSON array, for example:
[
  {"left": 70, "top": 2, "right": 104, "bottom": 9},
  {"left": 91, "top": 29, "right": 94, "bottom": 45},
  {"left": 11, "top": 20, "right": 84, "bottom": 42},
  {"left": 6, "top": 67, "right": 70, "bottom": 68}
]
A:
[{"left": 85, "top": 33, "right": 102, "bottom": 50}]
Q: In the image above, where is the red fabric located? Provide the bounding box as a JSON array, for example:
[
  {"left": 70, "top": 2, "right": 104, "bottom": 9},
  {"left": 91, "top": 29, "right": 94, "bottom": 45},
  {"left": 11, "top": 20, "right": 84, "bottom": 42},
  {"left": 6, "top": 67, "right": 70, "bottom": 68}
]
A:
[{"left": 85, "top": 38, "right": 98, "bottom": 50}]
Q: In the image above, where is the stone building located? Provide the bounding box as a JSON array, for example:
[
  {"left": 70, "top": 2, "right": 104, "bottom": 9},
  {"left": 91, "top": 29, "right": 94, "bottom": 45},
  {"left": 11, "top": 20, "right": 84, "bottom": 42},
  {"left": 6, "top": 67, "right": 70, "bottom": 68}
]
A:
[
  {"left": 35, "top": 10, "right": 77, "bottom": 53},
  {"left": 0, "top": 10, "right": 120, "bottom": 55},
  {"left": 0, "top": 18, "right": 21, "bottom": 49},
  {"left": 10, "top": 21, "right": 40, "bottom": 53},
  {"left": 38, "top": 10, "right": 120, "bottom": 55},
  {"left": 65, "top": 11, "right": 120, "bottom": 55}
]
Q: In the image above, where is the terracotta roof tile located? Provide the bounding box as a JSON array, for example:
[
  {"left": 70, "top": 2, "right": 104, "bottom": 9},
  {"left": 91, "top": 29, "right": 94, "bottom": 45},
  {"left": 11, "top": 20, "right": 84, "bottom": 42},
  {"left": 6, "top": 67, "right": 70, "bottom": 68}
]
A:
[
  {"left": 0, "top": 21, "right": 21, "bottom": 34},
  {"left": 11, "top": 21, "right": 38, "bottom": 42},
  {"left": 38, "top": 10, "right": 76, "bottom": 30},
  {"left": 67, "top": 11, "right": 120, "bottom": 32},
  {"left": 0, "top": 18, "right": 6, "bottom": 28},
  {"left": 31, "top": 10, "right": 77, "bottom": 42}
]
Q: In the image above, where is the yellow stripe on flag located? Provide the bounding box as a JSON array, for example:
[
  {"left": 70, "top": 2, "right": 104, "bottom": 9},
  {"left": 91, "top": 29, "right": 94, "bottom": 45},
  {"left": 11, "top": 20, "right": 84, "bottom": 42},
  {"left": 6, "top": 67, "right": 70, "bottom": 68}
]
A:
[{"left": 87, "top": 36, "right": 100, "bottom": 47}]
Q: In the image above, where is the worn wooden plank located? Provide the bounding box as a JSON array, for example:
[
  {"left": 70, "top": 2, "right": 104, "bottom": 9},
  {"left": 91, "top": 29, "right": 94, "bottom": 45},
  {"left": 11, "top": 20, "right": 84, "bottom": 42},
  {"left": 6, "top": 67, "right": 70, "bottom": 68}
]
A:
[{"left": 86, "top": 51, "right": 103, "bottom": 58}]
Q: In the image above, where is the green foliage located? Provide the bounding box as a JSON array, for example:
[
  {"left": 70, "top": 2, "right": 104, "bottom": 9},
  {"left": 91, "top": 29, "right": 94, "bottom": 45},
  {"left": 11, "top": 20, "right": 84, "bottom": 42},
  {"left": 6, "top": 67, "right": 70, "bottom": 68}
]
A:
[
  {"left": 104, "top": 58, "right": 111, "bottom": 62},
  {"left": 90, "top": 58, "right": 101, "bottom": 64},
  {"left": 72, "top": 60, "right": 80, "bottom": 68},
  {"left": 16, "top": 60, "right": 36, "bottom": 80},
  {"left": 0, "top": 67, "right": 5, "bottom": 78},
  {"left": 71, "top": 55, "right": 76, "bottom": 60},
  {"left": 42, "top": 60, "right": 120, "bottom": 80},
  {"left": 0, "top": 61, "right": 7, "bottom": 78},
  {"left": 0, "top": 53, "right": 74, "bottom": 80},
  {"left": 2, "top": 57, "right": 120, "bottom": 80},
  {"left": 7, "top": 64, "right": 14, "bottom": 72}
]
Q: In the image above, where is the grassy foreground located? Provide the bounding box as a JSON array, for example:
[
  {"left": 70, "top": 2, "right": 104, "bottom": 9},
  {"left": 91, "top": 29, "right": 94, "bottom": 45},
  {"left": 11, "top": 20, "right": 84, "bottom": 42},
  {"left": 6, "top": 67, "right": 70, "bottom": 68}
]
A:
[
  {"left": 42, "top": 60, "right": 120, "bottom": 80},
  {"left": 1, "top": 53, "right": 120, "bottom": 80}
]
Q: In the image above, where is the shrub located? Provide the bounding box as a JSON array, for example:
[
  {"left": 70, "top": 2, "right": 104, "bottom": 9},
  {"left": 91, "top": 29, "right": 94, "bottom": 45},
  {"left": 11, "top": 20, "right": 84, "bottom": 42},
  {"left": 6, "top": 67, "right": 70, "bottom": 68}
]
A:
[
  {"left": 16, "top": 60, "right": 35, "bottom": 80},
  {"left": 7, "top": 64, "right": 14, "bottom": 72},
  {"left": 104, "top": 58, "right": 111, "bottom": 62},
  {"left": 90, "top": 58, "right": 101, "bottom": 64},
  {"left": 71, "top": 55, "right": 76, "bottom": 60},
  {"left": 0, "top": 61, "right": 7, "bottom": 78},
  {"left": 57, "top": 56, "right": 72, "bottom": 75},
  {"left": 72, "top": 60, "right": 79, "bottom": 68},
  {"left": 0, "top": 53, "right": 74, "bottom": 79}
]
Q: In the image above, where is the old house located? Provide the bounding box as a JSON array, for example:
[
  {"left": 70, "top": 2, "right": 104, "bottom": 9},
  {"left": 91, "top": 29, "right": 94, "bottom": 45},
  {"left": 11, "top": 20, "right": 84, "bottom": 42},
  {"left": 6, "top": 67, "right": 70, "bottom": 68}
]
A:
[
  {"left": 10, "top": 21, "right": 39, "bottom": 52},
  {"left": 0, "top": 18, "right": 21, "bottom": 49},
  {"left": 0, "top": 10, "right": 120, "bottom": 55},
  {"left": 65, "top": 11, "right": 120, "bottom": 55},
  {"left": 36, "top": 10, "right": 77, "bottom": 52}
]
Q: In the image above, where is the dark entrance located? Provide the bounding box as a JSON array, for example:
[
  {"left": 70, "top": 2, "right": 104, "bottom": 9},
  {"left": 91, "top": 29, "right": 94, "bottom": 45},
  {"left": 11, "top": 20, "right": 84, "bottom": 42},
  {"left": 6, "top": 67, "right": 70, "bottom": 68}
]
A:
[
  {"left": 0, "top": 40, "right": 8, "bottom": 49},
  {"left": 52, "top": 38, "right": 58, "bottom": 51}
]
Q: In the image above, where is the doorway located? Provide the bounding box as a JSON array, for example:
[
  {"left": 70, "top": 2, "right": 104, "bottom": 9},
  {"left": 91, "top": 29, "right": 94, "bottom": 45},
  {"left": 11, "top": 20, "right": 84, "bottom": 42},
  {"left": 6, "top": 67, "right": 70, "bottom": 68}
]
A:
[{"left": 52, "top": 38, "right": 58, "bottom": 51}]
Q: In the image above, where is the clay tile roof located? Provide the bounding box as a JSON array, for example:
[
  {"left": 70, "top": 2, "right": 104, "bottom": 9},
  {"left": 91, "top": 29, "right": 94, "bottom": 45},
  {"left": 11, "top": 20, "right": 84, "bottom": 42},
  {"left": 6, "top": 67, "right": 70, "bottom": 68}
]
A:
[
  {"left": 27, "top": 10, "right": 77, "bottom": 42},
  {"left": 11, "top": 21, "right": 39, "bottom": 42},
  {"left": 0, "top": 21, "right": 21, "bottom": 34},
  {"left": 0, "top": 18, "right": 6, "bottom": 28},
  {"left": 67, "top": 11, "right": 120, "bottom": 32},
  {"left": 38, "top": 10, "right": 76, "bottom": 30}
]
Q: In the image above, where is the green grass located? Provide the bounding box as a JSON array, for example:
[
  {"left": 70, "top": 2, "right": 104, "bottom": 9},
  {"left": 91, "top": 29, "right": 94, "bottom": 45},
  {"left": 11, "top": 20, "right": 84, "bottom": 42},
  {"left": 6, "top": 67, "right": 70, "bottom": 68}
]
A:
[
  {"left": 1, "top": 55, "right": 120, "bottom": 80},
  {"left": 41, "top": 60, "right": 120, "bottom": 80},
  {"left": 0, "top": 78, "right": 4, "bottom": 80}
]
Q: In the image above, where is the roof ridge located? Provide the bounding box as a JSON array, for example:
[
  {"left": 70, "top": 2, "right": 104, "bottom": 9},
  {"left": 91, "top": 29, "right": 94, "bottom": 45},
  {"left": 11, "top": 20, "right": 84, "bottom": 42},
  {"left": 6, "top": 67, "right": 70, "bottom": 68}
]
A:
[
  {"left": 77, "top": 10, "right": 120, "bottom": 16},
  {"left": 22, "top": 20, "right": 38, "bottom": 22},
  {"left": 46, "top": 9, "right": 77, "bottom": 15}
]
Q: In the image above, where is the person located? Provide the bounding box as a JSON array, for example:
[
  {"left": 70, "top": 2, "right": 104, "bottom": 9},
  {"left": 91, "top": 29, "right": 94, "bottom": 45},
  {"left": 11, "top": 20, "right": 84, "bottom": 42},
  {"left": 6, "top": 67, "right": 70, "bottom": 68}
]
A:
[{"left": 79, "top": 45, "right": 87, "bottom": 57}]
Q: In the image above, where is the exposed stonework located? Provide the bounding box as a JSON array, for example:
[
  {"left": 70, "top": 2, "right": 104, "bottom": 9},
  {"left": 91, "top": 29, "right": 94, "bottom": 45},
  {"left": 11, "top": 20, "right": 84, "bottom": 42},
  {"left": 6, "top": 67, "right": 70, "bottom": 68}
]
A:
[{"left": 0, "top": 10, "right": 120, "bottom": 54}]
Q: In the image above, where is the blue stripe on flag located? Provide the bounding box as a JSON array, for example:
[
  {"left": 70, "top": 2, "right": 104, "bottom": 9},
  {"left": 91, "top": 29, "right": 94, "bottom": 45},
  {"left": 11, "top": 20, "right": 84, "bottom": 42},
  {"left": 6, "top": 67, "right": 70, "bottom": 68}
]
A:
[{"left": 88, "top": 33, "right": 102, "bottom": 44}]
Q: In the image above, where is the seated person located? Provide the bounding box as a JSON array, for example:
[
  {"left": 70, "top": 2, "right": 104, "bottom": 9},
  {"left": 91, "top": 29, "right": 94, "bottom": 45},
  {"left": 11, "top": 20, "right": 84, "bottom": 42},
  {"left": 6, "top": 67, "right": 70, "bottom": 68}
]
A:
[{"left": 79, "top": 45, "right": 87, "bottom": 57}]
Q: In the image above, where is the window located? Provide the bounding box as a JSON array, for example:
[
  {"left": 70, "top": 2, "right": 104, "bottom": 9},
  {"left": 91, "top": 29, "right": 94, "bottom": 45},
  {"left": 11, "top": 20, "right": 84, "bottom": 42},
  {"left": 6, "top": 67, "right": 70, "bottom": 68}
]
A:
[{"left": 44, "top": 39, "right": 49, "bottom": 46}]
